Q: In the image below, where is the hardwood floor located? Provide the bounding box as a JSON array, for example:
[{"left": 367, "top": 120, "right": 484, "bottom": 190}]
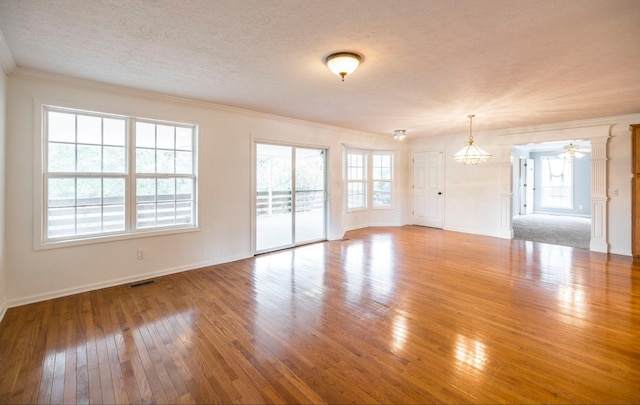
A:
[{"left": 1, "top": 226, "right": 639, "bottom": 404}]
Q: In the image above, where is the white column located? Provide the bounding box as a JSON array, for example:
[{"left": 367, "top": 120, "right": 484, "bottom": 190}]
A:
[
  {"left": 590, "top": 136, "right": 610, "bottom": 253},
  {"left": 498, "top": 145, "right": 514, "bottom": 238}
]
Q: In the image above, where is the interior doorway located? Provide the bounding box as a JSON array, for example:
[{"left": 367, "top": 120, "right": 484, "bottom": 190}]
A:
[
  {"left": 512, "top": 140, "right": 592, "bottom": 249},
  {"left": 255, "top": 143, "right": 327, "bottom": 253}
]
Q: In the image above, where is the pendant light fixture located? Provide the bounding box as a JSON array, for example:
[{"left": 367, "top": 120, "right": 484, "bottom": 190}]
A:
[
  {"left": 324, "top": 52, "right": 362, "bottom": 81},
  {"left": 558, "top": 143, "right": 585, "bottom": 159},
  {"left": 452, "top": 114, "right": 491, "bottom": 165}
]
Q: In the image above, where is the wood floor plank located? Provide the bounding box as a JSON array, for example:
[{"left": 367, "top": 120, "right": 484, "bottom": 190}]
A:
[{"left": 1, "top": 226, "right": 639, "bottom": 404}]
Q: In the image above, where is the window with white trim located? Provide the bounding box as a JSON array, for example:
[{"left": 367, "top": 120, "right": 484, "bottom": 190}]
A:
[
  {"left": 372, "top": 153, "right": 393, "bottom": 207},
  {"left": 347, "top": 151, "right": 367, "bottom": 210},
  {"left": 42, "top": 106, "right": 197, "bottom": 245},
  {"left": 345, "top": 149, "right": 394, "bottom": 211},
  {"left": 540, "top": 155, "right": 573, "bottom": 209}
]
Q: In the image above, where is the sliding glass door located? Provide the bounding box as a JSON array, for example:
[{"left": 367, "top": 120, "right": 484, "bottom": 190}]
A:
[{"left": 255, "top": 143, "right": 326, "bottom": 253}]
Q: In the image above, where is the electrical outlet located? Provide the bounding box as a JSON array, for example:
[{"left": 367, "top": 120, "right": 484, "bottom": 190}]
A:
[
  {"left": 137, "top": 249, "right": 145, "bottom": 260},
  {"left": 610, "top": 188, "right": 618, "bottom": 197}
]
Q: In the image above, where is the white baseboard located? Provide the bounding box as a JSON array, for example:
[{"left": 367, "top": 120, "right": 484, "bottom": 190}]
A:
[
  {"left": 0, "top": 300, "right": 7, "bottom": 325},
  {"left": 343, "top": 222, "right": 404, "bottom": 233},
  {"left": 443, "top": 225, "right": 502, "bottom": 239},
  {"left": 6, "top": 254, "right": 250, "bottom": 309}
]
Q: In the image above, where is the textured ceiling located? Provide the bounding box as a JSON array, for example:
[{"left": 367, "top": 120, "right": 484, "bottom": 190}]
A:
[{"left": 0, "top": 0, "right": 639, "bottom": 138}]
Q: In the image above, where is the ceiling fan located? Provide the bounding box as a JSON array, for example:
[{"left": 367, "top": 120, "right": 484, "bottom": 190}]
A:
[{"left": 559, "top": 142, "right": 590, "bottom": 159}]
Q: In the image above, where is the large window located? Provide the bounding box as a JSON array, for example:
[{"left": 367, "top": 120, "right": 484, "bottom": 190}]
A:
[
  {"left": 540, "top": 155, "right": 573, "bottom": 209},
  {"left": 347, "top": 151, "right": 367, "bottom": 210},
  {"left": 41, "top": 106, "right": 197, "bottom": 247},
  {"left": 345, "top": 149, "right": 394, "bottom": 211},
  {"left": 372, "top": 153, "right": 392, "bottom": 207}
]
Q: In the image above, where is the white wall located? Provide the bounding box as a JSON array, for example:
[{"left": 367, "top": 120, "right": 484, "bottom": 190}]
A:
[
  {"left": 5, "top": 68, "right": 637, "bottom": 308},
  {"left": 410, "top": 136, "right": 503, "bottom": 237},
  {"left": 5, "top": 70, "right": 407, "bottom": 306},
  {"left": 0, "top": 69, "right": 7, "bottom": 321},
  {"left": 410, "top": 115, "right": 639, "bottom": 255}
]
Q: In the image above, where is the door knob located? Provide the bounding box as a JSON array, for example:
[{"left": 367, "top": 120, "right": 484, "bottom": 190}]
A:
[{"left": 438, "top": 192, "right": 442, "bottom": 195}]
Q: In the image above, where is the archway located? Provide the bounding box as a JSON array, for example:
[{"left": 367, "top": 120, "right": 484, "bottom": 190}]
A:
[{"left": 497, "top": 124, "right": 611, "bottom": 253}]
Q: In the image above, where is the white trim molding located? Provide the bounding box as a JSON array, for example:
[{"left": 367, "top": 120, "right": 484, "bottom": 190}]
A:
[
  {"left": 498, "top": 145, "right": 514, "bottom": 238},
  {"left": 589, "top": 136, "right": 610, "bottom": 252},
  {"left": 499, "top": 123, "right": 612, "bottom": 252},
  {"left": 0, "top": 300, "right": 7, "bottom": 324}
]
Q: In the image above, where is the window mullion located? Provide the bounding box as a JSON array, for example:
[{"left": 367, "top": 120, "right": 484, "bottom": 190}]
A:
[{"left": 128, "top": 117, "right": 135, "bottom": 233}]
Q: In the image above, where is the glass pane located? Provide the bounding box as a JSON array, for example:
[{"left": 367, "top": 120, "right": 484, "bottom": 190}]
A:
[
  {"left": 175, "top": 151, "right": 193, "bottom": 174},
  {"left": 374, "top": 181, "right": 391, "bottom": 192},
  {"left": 48, "top": 178, "right": 75, "bottom": 207},
  {"left": 157, "top": 178, "right": 175, "bottom": 201},
  {"left": 157, "top": 202, "right": 176, "bottom": 226},
  {"left": 176, "top": 178, "right": 193, "bottom": 200},
  {"left": 136, "top": 148, "right": 155, "bottom": 173},
  {"left": 48, "top": 111, "right": 76, "bottom": 143},
  {"left": 48, "top": 207, "right": 75, "bottom": 238},
  {"left": 156, "top": 150, "right": 175, "bottom": 173},
  {"left": 348, "top": 181, "right": 365, "bottom": 209},
  {"left": 348, "top": 182, "right": 362, "bottom": 195},
  {"left": 541, "top": 156, "right": 573, "bottom": 208},
  {"left": 136, "top": 122, "right": 155, "bottom": 148},
  {"left": 295, "top": 148, "right": 324, "bottom": 191},
  {"left": 295, "top": 148, "right": 325, "bottom": 243},
  {"left": 137, "top": 203, "right": 156, "bottom": 228},
  {"left": 157, "top": 125, "right": 175, "bottom": 149},
  {"left": 137, "top": 178, "right": 156, "bottom": 203},
  {"left": 381, "top": 167, "right": 391, "bottom": 179},
  {"left": 77, "top": 115, "right": 102, "bottom": 145},
  {"left": 77, "top": 178, "right": 102, "bottom": 206},
  {"left": 103, "top": 146, "right": 126, "bottom": 173},
  {"left": 373, "top": 167, "right": 382, "bottom": 179},
  {"left": 256, "top": 144, "right": 292, "bottom": 251},
  {"left": 176, "top": 127, "right": 192, "bottom": 151},
  {"left": 77, "top": 206, "right": 102, "bottom": 235},
  {"left": 48, "top": 143, "right": 76, "bottom": 172},
  {"left": 77, "top": 145, "right": 101, "bottom": 172},
  {"left": 103, "top": 178, "right": 125, "bottom": 204},
  {"left": 103, "top": 118, "right": 126, "bottom": 146},
  {"left": 176, "top": 201, "right": 193, "bottom": 224},
  {"left": 349, "top": 194, "right": 364, "bottom": 208},
  {"left": 103, "top": 204, "right": 125, "bottom": 232},
  {"left": 374, "top": 192, "right": 391, "bottom": 206}
]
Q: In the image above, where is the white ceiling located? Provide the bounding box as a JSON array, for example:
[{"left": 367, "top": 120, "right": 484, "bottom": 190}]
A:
[{"left": 0, "top": 0, "right": 639, "bottom": 138}]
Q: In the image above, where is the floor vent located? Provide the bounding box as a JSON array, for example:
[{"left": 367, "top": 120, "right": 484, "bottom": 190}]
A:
[
  {"left": 341, "top": 238, "right": 350, "bottom": 241},
  {"left": 129, "top": 280, "right": 156, "bottom": 288}
]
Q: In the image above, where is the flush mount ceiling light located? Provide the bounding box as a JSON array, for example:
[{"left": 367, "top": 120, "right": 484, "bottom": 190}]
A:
[
  {"left": 452, "top": 114, "right": 492, "bottom": 165},
  {"left": 393, "top": 129, "right": 406, "bottom": 140},
  {"left": 559, "top": 142, "right": 587, "bottom": 159},
  {"left": 324, "top": 52, "right": 362, "bottom": 81}
]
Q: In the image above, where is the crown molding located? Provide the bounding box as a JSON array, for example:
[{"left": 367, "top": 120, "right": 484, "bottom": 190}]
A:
[
  {"left": 8, "top": 66, "right": 390, "bottom": 140},
  {"left": 0, "top": 28, "right": 16, "bottom": 74},
  {"left": 495, "top": 114, "right": 640, "bottom": 137}
]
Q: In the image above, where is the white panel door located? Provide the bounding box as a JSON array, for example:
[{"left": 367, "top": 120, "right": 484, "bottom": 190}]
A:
[
  {"left": 519, "top": 158, "right": 535, "bottom": 215},
  {"left": 525, "top": 159, "right": 534, "bottom": 214},
  {"left": 413, "top": 151, "right": 443, "bottom": 228}
]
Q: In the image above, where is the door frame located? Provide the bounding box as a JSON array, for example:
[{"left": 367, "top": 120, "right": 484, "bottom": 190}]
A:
[
  {"left": 412, "top": 150, "right": 444, "bottom": 228},
  {"left": 499, "top": 126, "right": 610, "bottom": 252},
  {"left": 251, "top": 138, "right": 330, "bottom": 255}
]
